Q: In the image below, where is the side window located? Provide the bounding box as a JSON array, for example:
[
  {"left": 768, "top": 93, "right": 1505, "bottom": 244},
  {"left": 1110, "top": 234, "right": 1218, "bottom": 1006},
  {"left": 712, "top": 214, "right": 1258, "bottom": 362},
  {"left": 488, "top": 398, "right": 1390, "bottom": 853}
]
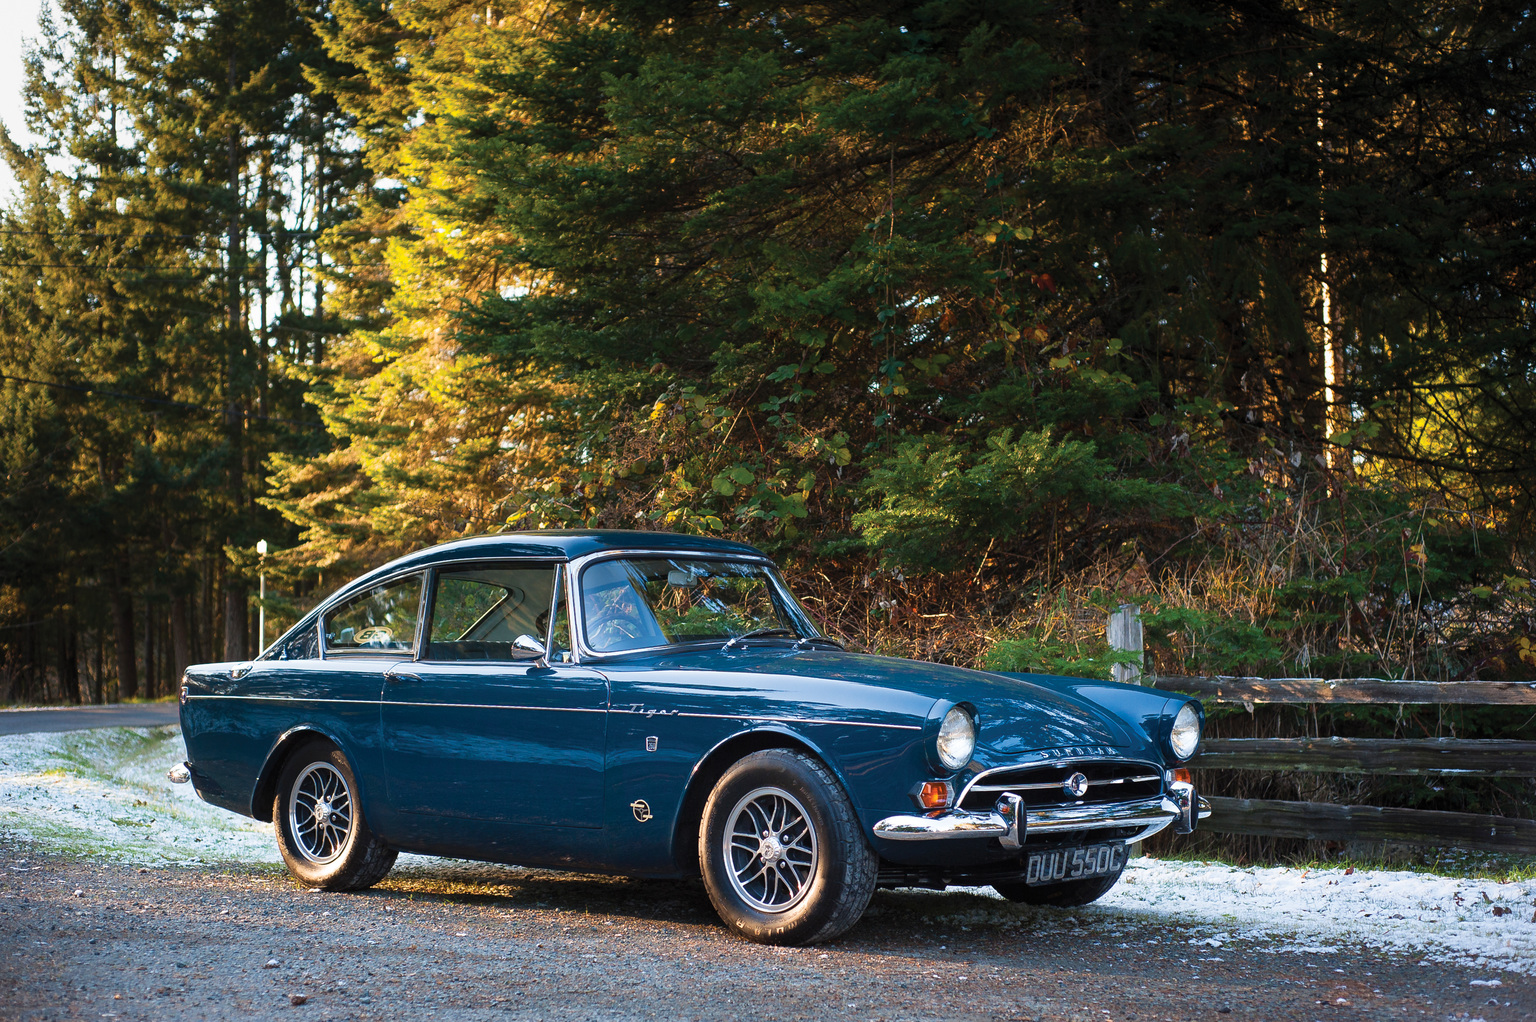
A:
[
  {"left": 425, "top": 564, "right": 558, "bottom": 661},
  {"left": 263, "top": 622, "right": 319, "bottom": 661},
  {"left": 323, "top": 575, "right": 424, "bottom": 654}
]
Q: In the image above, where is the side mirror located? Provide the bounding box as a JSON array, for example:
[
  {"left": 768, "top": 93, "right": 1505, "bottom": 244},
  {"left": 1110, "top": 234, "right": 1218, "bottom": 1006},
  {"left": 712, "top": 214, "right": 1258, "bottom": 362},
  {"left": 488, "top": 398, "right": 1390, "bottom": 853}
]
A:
[{"left": 514, "top": 633, "right": 548, "bottom": 667}]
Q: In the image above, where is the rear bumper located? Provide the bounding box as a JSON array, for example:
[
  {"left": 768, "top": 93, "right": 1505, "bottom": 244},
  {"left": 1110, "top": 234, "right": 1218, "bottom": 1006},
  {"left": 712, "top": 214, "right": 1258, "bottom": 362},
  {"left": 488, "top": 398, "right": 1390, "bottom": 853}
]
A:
[{"left": 872, "top": 787, "right": 1212, "bottom": 846}]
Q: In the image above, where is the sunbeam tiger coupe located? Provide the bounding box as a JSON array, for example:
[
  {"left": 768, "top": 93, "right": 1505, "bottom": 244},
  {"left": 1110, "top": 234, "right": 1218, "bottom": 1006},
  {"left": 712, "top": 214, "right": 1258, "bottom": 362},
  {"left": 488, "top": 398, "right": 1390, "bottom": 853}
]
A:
[{"left": 173, "top": 530, "right": 1210, "bottom": 944}]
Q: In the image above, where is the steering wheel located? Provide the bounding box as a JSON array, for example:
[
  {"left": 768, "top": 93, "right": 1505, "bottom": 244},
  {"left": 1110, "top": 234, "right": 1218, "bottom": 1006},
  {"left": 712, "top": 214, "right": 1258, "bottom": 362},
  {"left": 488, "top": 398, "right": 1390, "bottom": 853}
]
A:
[{"left": 589, "top": 612, "right": 649, "bottom": 650}]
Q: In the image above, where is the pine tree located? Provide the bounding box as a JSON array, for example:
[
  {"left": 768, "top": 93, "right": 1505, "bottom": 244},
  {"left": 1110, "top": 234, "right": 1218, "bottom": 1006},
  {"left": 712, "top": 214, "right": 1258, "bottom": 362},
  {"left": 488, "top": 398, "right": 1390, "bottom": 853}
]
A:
[{"left": 0, "top": 0, "right": 361, "bottom": 698}]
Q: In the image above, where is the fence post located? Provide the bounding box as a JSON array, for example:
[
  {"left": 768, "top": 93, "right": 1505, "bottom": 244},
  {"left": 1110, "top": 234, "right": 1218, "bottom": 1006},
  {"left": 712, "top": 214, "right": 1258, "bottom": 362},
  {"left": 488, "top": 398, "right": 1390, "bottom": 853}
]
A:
[{"left": 1107, "top": 604, "right": 1143, "bottom": 685}]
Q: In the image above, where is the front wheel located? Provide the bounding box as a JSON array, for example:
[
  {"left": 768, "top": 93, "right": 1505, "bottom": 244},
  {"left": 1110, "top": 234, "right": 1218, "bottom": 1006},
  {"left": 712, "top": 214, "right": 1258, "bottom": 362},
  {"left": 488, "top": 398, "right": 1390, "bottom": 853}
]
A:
[
  {"left": 273, "top": 738, "right": 397, "bottom": 890},
  {"left": 699, "top": 749, "right": 876, "bottom": 945},
  {"left": 992, "top": 867, "right": 1125, "bottom": 907}
]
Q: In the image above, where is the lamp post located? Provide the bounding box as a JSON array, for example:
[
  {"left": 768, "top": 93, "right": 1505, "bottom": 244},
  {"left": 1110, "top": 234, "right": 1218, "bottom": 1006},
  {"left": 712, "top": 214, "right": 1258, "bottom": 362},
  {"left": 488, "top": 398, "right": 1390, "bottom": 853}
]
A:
[{"left": 256, "top": 539, "right": 268, "bottom": 654}]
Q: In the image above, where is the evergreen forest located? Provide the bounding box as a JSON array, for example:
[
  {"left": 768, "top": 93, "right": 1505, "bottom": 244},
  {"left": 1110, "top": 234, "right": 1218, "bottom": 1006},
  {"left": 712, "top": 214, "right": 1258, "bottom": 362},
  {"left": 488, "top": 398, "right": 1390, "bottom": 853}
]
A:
[{"left": 2, "top": 0, "right": 1533, "bottom": 718}]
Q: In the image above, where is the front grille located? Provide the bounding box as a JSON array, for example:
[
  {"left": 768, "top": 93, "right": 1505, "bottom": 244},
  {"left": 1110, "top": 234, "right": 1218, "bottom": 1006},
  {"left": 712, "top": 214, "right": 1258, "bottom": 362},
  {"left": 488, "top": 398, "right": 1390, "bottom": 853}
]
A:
[{"left": 959, "top": 760, "right": 1163, "bottom": 812}]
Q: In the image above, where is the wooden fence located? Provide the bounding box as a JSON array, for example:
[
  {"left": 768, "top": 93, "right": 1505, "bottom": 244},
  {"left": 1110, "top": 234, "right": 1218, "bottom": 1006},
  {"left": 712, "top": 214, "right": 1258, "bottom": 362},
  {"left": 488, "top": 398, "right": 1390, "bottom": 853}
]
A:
[{"left": 1146, "top": 675, "right": 1536, "bottom": 854}]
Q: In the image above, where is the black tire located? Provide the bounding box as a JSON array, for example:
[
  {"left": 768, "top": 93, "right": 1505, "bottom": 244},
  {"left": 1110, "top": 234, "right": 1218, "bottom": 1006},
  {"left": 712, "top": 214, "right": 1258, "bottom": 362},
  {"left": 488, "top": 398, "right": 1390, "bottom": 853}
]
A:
[
  {"left": 699, "top": 749, "right": 876, "bottom": 945},
  {"left": 992, "top": 866, "right": 1125, "bottom": 907},
  {"left": 273, "top": 738, "right": 397, "bottom": 891}
]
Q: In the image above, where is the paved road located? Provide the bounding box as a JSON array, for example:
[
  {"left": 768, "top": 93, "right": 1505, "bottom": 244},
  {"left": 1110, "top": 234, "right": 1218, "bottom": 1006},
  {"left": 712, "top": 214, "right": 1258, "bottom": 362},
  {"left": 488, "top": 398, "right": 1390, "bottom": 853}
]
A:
[
  {"left": 0, "top": 850, "right": 1528, "bottom": 1022},
  {"left": 0, "top": 702, "right": 180, "bottom": 735}
]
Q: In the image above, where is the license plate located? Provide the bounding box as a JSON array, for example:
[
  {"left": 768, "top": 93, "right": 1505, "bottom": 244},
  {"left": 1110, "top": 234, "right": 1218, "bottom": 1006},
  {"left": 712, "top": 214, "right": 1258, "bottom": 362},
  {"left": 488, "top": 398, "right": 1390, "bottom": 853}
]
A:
[{"left": 1025, "top": 842, "right": 1126, "bottom": 886}]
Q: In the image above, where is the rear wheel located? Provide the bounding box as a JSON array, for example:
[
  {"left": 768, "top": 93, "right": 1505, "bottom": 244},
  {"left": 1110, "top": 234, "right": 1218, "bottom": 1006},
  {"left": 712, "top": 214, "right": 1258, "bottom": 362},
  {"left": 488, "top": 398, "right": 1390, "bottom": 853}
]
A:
[
  {"left": 699, "top": 749, "right": 876, "bottom": 945},
  {"left": 273, "top": 738, "right": 396, "bottom": 890},
  {"left": 992, "top": 866, "right": 1125, "bottom": 907}
]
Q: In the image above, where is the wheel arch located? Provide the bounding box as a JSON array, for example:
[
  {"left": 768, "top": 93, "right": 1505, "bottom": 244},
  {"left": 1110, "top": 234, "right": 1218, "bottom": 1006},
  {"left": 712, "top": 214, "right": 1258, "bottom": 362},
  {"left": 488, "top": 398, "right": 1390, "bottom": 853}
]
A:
[
  {"left": 670, "top": 726, "right": 856, "bottom": 875},
  {"left": 249, "top": 725, "right": 349, "bottom": 823}
]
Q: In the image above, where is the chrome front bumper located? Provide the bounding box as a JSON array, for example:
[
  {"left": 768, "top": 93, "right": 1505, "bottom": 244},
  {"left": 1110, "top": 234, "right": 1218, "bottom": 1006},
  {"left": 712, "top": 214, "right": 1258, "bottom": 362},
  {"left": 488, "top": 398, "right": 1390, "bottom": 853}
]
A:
[{"left": 872, "top": 784, "right": 1213, "bottom": 846}]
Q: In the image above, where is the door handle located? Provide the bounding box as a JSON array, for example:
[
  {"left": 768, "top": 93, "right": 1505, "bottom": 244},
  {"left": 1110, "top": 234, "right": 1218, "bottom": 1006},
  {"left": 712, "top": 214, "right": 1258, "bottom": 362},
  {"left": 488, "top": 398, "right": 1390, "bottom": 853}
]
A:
[{"left": 386, "top": 671, "right": 424, "bottom": 684}]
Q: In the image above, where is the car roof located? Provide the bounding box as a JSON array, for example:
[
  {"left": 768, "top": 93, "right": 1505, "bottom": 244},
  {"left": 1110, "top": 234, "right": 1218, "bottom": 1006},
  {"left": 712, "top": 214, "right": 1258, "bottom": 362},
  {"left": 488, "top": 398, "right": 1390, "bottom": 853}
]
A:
[{"left": 348, "top": 529, "right": 766, "bottom": 591}]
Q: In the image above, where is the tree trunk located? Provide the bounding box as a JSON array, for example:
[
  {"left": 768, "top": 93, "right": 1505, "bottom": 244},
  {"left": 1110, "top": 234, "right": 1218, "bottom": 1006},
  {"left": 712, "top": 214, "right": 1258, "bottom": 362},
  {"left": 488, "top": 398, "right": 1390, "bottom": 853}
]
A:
[
  {"left": 223, "top": 47, "right": 248, "bottom": 664},
  {"left": 204, "top": 555, "right": 216, "bottom": 662},
  {"left": 142, "top": 603, "right": 156, "bottom": 698},
  {"left": 22, "top": 624, "right": 36, "bottom": 703},
  {"left": 93, "top": 626, "right": 105, "bottom": 704},
  {"left": 111, "top": 584, "right": 138, "bottom": 701},
  {"left": 57, "top": 622, "right": 81, "bottom": 704},
  {"left": 223, "top": 585, "right": 247, "bottom": 661},
  {"left": 171, "top": 593, "right": 192, "bottom": 681}
]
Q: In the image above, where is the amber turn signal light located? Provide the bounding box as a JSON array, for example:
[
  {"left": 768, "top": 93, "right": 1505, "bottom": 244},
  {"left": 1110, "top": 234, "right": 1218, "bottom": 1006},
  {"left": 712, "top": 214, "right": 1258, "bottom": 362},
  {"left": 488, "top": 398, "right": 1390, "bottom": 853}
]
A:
[
  {"left": 916, "top": 781, "right": 953, "bottom": 809},
  {"left": 1168, "top": 768, "right": 1192, "bottom": 785}
]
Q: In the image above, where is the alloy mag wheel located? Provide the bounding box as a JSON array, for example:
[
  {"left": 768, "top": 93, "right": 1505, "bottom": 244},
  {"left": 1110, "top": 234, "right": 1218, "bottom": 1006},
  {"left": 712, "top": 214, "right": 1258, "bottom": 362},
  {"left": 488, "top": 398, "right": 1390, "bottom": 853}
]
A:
[
  {"left": 272, "top": 738, "right": 398, "bottom": 891},
  {"left": 723, "top": 786, "right": 819, "bottom": 913},
  {"left": 699, "top": 749, "right": 876, "bottom": 945},
  {"left": 287, "top": 761, "right": 355, "bottom": 864}
]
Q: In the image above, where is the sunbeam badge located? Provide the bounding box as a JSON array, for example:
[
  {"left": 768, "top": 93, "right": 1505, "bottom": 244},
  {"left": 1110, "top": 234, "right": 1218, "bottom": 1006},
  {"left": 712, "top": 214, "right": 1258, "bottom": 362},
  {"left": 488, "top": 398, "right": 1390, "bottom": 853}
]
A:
[{"left": 629, "top": 799, "right": 653, "bottom": 823}]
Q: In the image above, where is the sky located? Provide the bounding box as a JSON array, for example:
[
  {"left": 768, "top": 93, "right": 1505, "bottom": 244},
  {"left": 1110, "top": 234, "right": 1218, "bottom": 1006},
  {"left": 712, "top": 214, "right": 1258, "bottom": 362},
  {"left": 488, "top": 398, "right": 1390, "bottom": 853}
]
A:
[{"left": 1, "top": 0, "right": 48, "bottom": 200}]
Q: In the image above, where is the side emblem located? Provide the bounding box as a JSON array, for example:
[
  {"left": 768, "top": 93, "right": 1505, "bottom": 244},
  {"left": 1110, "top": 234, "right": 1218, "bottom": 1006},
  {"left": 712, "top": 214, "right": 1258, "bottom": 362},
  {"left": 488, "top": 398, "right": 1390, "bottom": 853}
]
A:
[
  {"left": 630, "top": 799, "right": 653, "bottom": 823},
  {"left": 645, "top": 736, "right": 658, "bottom": 752},
  {"left": 1063, "top": 771, "right": 1090, "bottom": 799}
]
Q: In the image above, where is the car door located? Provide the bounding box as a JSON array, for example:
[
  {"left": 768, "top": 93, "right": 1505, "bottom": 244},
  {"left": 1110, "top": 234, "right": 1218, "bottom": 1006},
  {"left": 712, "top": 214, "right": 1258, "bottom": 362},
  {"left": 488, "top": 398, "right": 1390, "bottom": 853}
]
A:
[
  {"left": 308, "top": 571, "right": 428, "bottom": 782},
  {"left": 380, "top": 560, "right": 608, "bottom": 827}
]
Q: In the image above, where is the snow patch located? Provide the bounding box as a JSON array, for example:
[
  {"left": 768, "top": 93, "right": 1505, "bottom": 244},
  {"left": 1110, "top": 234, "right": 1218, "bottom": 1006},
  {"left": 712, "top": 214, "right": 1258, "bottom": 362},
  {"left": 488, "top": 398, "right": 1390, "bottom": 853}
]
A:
[
  {"left": 0, "top": 725, "right": 278, "bottom": 865},
  {"left": 3, "top": 727, "right": 1533, "bottom": 976},
  {"left": 950, "top": 854, "right": 1536, "bottom": 976}
]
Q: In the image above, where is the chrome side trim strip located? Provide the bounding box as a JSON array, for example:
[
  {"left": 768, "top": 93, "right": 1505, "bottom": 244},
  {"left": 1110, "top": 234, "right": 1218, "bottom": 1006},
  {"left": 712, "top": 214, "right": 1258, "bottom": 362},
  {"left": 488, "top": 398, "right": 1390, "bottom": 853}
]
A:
[
  {"left": 610, "top": 708, "right": 922, "bottom": 731},
  {"left": 381, "top": 701, "right": 604, "bottom": 713},
  {"left": 187, "top": 695, "right": 368, "bottom": 705},
  {"left": 185, "top": 694, "right": 919, "bottom": 730},
  {"left": 872, "top": 795, "right": 1180, "bottom": 843},
  {"left": 185, "top": 694, "right": 603, "bottom": 713}
]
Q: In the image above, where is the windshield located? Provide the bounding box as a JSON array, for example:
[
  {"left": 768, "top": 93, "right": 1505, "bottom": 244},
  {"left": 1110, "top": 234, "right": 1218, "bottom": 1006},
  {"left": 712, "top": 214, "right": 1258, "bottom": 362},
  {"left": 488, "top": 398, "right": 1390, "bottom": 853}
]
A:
[{"left": 579, "top": 557, "right": 811, "bottom": 653}]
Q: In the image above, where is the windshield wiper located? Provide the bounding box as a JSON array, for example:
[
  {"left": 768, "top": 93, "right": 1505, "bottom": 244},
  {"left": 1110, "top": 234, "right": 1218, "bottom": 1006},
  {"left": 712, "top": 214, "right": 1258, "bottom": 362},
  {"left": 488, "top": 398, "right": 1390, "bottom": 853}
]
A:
[
  {"left": 792, "top": 635, "right": 845, "bottom": 651},
  {"left": 722, "top": 627, "right": 797, "bottom": 649}
]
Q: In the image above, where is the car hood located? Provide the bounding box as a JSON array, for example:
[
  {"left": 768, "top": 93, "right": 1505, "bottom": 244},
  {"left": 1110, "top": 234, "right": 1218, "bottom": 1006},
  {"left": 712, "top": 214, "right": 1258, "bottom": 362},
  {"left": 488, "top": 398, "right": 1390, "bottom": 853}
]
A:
[{"left": 610, "top": 646, "right": 1142, "bottom": 758}]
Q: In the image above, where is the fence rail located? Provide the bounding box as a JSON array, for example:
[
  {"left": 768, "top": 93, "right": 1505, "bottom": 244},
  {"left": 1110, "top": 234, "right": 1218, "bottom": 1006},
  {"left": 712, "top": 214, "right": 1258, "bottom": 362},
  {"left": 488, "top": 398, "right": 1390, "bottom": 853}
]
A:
[
  {"left": 1149, "top": 676, "right": 1536, "bottom": 705},
  {"left": 1143, "top": 674, "right": 1534, "bottom": 855},
  {"left": 1202, "top": 797, "right": 1536, "bottom": 852},
  {"left": 1195, "top": 737, "right": 1536, "bottom": 776}
]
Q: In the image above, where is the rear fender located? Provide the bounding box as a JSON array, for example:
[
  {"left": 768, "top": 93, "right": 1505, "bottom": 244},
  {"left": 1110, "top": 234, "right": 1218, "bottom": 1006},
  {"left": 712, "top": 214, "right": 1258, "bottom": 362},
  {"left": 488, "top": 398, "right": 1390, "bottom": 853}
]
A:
[{"left": 249, "top": 724, "right": 351, "bottom": 823}]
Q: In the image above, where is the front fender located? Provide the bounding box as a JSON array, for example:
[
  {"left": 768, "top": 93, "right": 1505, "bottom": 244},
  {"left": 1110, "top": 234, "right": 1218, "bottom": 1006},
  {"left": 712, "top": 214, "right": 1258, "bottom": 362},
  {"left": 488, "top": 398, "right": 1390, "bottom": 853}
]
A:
[
  {"left": 668, "top": 723, "right": 868, "bottom": 874},
  {"left": 995, "top": 672, "right": 1199, "bottom": 763}
]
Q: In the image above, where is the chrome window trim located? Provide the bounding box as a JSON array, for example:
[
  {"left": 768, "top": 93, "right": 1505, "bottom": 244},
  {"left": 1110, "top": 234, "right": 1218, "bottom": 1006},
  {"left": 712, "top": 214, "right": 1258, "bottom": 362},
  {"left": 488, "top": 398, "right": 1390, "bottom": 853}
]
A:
[
  {"left": 313, "top": 556, "right": 573, "bottom": 652},
  {"left": 415, "top": 558, "right": 565, "bottom": 665},
  {"left": 566, "top": 548, "right": 820, "bottom": 662},
  {"left": 317, "top": 568, "right": 430, "bottom": 660}
]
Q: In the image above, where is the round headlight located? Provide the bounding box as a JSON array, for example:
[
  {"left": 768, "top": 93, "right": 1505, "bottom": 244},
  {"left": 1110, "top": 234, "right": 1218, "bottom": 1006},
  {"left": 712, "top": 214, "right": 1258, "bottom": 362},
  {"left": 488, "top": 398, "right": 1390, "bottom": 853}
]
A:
[
  {"left": 1169, "top": 703, "right": 1201, "bottom": 760},
  {"left": 935, "top": 706, "right": 976, "bottom": 771}
]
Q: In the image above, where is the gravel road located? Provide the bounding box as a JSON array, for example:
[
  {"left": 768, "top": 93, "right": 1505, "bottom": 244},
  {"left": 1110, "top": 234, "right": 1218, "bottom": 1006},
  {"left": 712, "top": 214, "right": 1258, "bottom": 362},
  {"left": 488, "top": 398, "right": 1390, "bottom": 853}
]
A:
[{"left": 1, "top": 839, "right": 1529, "bottom": 1022}]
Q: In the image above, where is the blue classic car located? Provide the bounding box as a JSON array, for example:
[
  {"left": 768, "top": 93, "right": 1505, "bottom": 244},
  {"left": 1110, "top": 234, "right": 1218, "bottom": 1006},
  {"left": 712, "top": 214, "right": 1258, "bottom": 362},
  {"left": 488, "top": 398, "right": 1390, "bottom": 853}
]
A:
[{"left": 175, "top": 530, "right": 1208, "bottom": 944}]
